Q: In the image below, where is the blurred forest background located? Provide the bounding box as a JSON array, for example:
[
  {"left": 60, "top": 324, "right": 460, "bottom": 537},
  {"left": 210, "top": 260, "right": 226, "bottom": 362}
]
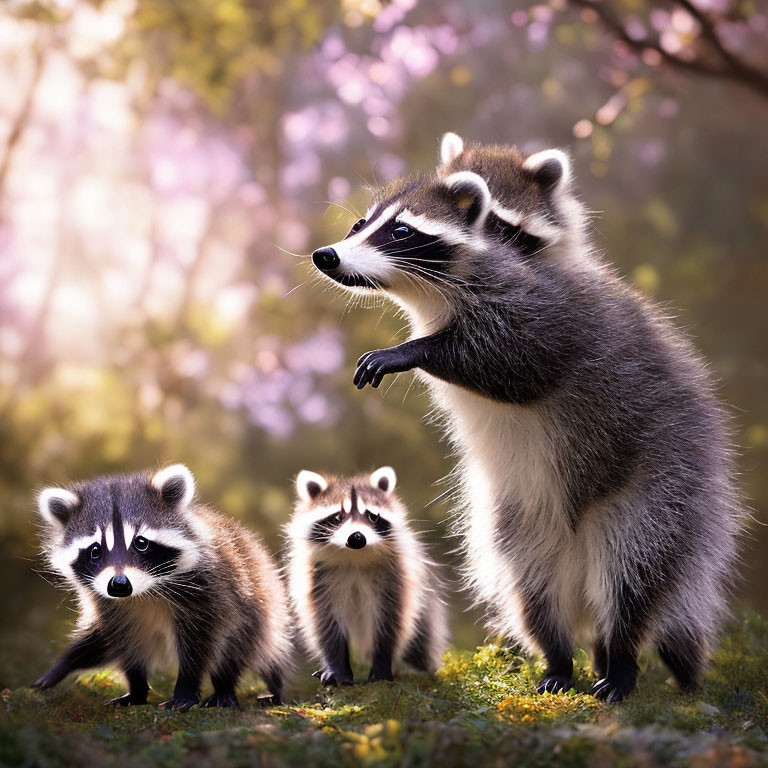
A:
[{"left": 0, "top": 0, "right": 766, "bottom": 688}]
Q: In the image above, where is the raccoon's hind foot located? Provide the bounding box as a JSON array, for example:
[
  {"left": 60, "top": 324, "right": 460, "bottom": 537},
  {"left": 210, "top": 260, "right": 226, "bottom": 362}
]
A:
[
  {"left": 657, "top": 632, "right": 703, "bottom": 694},
  {"left": 367, "top": 668, "right": 394, "bottom": 683},
  {"left": 257, "top": 693, "right": 282, "bottom": 706},
  {"left": 201, "top": 691, "right": 239, "bottom": 708},
  {"left": 107, "top": 691, "right": 149, "bottom": 707},
  {"left": 313, "top": 668, "right": 353, "bottom": 687},
  {"left": 158, "top": 693, "right": 200, "bottom": 712},
  {"left": 535, "top": 674, "right": 572, "bottom": 694}
]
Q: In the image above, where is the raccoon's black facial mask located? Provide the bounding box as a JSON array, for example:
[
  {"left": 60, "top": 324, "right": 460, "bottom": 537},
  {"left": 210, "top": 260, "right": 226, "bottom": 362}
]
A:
[
  {"left": 309, "top": 511, "right": 345, "bottom": 543},
  {"left": 70, "top": 532, "right": 182, "bottom": 588},
  {"left": 365, "top": 217, "right": 455, "bottom": 277}
]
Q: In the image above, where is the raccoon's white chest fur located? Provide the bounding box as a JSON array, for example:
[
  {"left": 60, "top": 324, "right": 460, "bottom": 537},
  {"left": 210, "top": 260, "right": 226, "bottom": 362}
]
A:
[
  {"left": 325, "top": 566, "right": 380, "bottom": 661},
  {"left": 116, "top": 598, "right": 177, "bottom": 671},
  {"left": 420, "top": 374, "right": 592, "bottom": 646}
]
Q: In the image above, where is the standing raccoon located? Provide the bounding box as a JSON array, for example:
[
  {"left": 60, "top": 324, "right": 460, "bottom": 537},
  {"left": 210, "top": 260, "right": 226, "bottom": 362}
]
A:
[
  {"left": 286, "top": 467, "right": 448, "bottom": 685},
  {"left": 309, "top": 134, "right": 742, "bottom": 702},
  {"left": 33, "top": 464, "right": 291, "bottom": 710}
]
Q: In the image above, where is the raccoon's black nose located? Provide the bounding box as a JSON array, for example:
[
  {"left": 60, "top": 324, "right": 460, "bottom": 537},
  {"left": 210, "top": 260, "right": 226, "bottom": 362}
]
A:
[
  {"left": 312, "top": 247, "right": 340, "bottom": 272},
  {"left": 346, "top": 531, "right": 366, "bottom": 549},
  {"left": 107, "top": 574, "right": 133, "bottom": 598}
]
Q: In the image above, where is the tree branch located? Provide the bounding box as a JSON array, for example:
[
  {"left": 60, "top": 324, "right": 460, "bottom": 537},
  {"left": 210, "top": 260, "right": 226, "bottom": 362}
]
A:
[
  {"left": 568, "top": 0, "right": 768, "bottom": 100},
  {"left": 0, "top": 43, "right": 45, "bottom": 207}
]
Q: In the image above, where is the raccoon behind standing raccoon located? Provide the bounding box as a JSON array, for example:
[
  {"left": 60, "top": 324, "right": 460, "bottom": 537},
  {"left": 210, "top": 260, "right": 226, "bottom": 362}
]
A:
[
  {"left": 33, "top": 464, "right": 292, "bottom": 709},
  {"left": 285, "top": 467, "right": 448, "bottom": 685},
  {"left": 309, "top": 133, "right": 742, "bottom": 702}
]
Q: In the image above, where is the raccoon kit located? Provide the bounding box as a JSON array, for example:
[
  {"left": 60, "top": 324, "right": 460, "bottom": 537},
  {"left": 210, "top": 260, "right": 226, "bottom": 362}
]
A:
[
  {"left": 310, "top": 134, "right": 742, "bottom": 702},
  {"left": 33, "top": 464, "right": 292, "bottom": 710},
  {"left": 286, "top": 467, "right": 447, "bottom": 685}
]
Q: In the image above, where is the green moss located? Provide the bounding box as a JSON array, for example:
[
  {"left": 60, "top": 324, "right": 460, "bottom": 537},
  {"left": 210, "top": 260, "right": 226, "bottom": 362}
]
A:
[{"left": 3, "top": 614, "right": 768, "bottom": 767}]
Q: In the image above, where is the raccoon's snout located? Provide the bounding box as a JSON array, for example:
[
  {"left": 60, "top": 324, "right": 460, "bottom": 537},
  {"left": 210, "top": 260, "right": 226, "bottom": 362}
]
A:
[
  {"left": 346, "top": 531, "right": 366, "bottom": 549},
  {"left": 107, "top": 573, "right": 133, "bottom": 598},
  {"left": 312, "top": 247, "right": 340, "bottom": 272}
]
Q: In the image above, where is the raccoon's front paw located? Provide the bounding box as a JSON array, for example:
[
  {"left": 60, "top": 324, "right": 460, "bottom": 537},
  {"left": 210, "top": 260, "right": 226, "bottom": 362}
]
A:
[
  {"left": 107, "top": 691, "right": 149, "bottom": 707},
  {"left": 158, "top": 693, "right": 200, "bottom": 712},
  {"left": 535, "top": 674, "right": 572, "bottom": 694},
  {"left": 201, "top": 691, "right": 239, "bottom": 708},
  {"left": 354, "top": 348, "right": 413, "bottom": 389},
  {"left": 32, "top": 666, "right": 65, "bottom": 690},
  {"left": 313, "top": 668, "right": 353, "bottom": 687},
  {"left": 590, "top": 677, "right": 635, "bottom": 704}
]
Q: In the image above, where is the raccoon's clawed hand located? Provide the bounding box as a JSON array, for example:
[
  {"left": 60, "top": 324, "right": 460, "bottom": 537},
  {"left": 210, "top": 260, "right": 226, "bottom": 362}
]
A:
[
  {"left": 32, "top": 665, "right": 65, "bottom": 690},
  {"left": 535, "top": 674, "right": 572, "bottom": 694},
  {"left": 355, "top": 347, "right": 416, "bottom": 389},
  {"left": 202, "top": 691, "right": 239, "bottom": 708},
  {"left": 158, "top": 693, "right": 200, "bottom": 712},
  {"left": 313, "top": 668, "right": 353, "bottom": 687},
  {"left": 590, "top": 677, "right": 635, "bottom": 704},
  {"left": 107, "top": 692, "right": 149, "bottom": 707}
]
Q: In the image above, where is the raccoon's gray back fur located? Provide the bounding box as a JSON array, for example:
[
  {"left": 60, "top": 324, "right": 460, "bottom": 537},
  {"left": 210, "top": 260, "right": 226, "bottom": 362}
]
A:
[{"left": 310, "top": 133, "right": 743, "bottom": 701}]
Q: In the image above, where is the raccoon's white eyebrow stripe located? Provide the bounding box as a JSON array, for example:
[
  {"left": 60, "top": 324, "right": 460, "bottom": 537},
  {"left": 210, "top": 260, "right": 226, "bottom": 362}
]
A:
[
  {"left": 342, "top": 497, "right": 352, "bottom": 514},
  {"left": 306, "top": 505, "right": 342, "bottom": 522},
  {"left": 398, "top": 210, "right": 486, "bottom": 251},
  {"left": 491, "top": 203, "right": 561, "bottom": 242},
  {"left": 489, "top": 203, "right": 523, "bottom": 228},
  {"left": 105, "top": 524, "right": 115, "bottom": 551},
  {"left": 344, "top": 203, "right": 398, "bottom": 249},
  {"left": 139, "top": 527, "right": 195, "bottom": 551},
  {"left": 123, "top": 523, "right": 135, "bottom": 549},
  {"left": 50, "top": 532, "right": 101, "bottom": 572}
]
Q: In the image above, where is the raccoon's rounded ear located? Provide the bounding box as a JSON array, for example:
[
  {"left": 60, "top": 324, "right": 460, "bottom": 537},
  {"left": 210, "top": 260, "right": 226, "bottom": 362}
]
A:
[
  {"left": 439, "top": 132, "right": 464, "bottom": 166},
  {"left": 152, "top": 464, "right": 196, "bottom": 507},
  {"left": 523, "top": 149, "right": 571, "bottom": 194},
  {"left": 444, "top": 171, "right": 491, "bottom": 228},
  {"left": 38, "top": 488, "right": 79, "bottom": 527},
  {"left": 370, "top": 466, "right": 396, "bottom": 495},
  {"left": 296, "top": 470, "right": 327, "bottom": 502}
]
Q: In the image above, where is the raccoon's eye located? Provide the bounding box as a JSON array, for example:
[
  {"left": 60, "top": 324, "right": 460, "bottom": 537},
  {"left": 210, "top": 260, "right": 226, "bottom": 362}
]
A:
[
  {"left": 348, "top": 218, "right": 366, "bottom": 237},
  {"left": 89, "top": 543, "right": 101, "bottom": 561},
  {"left": 392, "top": 224, "right": 413, "bottom": 240},
  {"left": 332, "top": 512, "right": 344, "bottom": 525},
  {"left": 366, "top": 510, "right": 379, "bottom": 523},
  {"left": 133, "top": 536, "right": 149, "bottom": 553}
]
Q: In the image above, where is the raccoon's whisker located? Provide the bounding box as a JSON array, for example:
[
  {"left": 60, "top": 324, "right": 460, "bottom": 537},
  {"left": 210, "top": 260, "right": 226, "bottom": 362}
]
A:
[
  {"left": 282, "top": 281, "right": 307, "bottom": 299},
  {"left": 317, "top": 200, "right": 362, "bottom": 220},
  {"left": 274, "top": 244, "right": 308, "bottom": 259}
]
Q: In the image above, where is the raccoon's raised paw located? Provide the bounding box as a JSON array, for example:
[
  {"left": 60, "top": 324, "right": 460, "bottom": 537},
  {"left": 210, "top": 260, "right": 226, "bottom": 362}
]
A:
[
  {"left": 201, "top": 691, "right": 239, "bottom": 708},
  {"left": 536, "top": 674, "right": 572, "bottom": 694},
  {"left": 313, "top": 668, "right": 353, "bottom": 687},
  {"left": 354, "top": 348, "right": 413, "bottom": 389},
  {"left": 107, "top": 692, "right": 148, "bottom": 707},
  {"left": 590, "top": 677, "right": 634, "bottom": 704},
  {"left": 158, "top": 694, "right": 200, "bottom": 712}
]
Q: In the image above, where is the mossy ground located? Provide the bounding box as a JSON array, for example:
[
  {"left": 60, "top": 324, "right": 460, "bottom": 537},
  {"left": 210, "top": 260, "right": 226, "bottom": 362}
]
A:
[{"left": 2, "top": 614, "right": 768, "bottom": 767}]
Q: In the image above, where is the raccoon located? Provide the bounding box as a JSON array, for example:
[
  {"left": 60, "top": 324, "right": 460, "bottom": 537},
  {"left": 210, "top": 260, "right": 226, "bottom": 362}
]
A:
[
  {"left": 285, "top": 466, "right": 448, "bottom": 685},
  {"left": 309, "top": 134, "right": 742, "bottom": 702},
  {"left": 33, "top": 464, "right": 292, "bottom": 710}
]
